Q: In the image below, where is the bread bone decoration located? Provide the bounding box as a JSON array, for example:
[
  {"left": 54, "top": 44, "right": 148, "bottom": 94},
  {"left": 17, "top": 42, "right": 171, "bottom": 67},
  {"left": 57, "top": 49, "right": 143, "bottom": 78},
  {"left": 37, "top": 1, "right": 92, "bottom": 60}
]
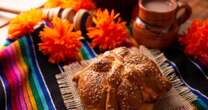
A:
[{"left": 56, "top": 46, "right": 195, "bottom": 110}]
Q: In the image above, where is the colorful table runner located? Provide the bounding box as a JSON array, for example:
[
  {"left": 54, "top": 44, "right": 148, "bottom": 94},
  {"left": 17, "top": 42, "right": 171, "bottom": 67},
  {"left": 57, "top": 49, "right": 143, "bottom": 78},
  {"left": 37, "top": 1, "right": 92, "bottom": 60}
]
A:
[{"left": 0, "top": 25, "right": 95, "bottom": 110}]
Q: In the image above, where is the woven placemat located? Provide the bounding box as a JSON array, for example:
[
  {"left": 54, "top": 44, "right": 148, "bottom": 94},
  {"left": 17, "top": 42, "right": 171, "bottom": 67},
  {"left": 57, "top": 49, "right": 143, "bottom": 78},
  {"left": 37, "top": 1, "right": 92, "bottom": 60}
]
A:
[{"left": 56, "top": 46, "right": 196, "bottom": 110}]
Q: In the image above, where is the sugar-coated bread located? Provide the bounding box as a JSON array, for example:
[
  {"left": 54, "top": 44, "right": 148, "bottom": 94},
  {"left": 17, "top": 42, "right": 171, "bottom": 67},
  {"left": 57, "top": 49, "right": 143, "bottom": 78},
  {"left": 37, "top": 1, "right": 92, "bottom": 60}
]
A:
[{"left": 73, "top": 47, "right": 172, "bottom": 110}]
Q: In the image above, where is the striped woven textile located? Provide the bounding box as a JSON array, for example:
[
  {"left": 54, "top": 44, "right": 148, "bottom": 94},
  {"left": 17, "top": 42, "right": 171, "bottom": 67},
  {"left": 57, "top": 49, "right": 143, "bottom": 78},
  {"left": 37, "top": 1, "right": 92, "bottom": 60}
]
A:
[
  {"left": 0, "top": 25, "right": 96, "bottom": 110},
  {"left": 0, "top": 36, "right": 57, "bottom": 110}
]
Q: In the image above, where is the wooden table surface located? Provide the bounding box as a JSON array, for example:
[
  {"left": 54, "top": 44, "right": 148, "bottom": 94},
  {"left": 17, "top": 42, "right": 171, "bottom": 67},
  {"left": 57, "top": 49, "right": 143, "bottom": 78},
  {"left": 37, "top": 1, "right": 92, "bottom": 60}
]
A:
[
  {"left": 180, "top": 0, "right": 208, "bottom": 32},
  {"left": 188, "top": 0, "right": 208, "bottom": 20}
]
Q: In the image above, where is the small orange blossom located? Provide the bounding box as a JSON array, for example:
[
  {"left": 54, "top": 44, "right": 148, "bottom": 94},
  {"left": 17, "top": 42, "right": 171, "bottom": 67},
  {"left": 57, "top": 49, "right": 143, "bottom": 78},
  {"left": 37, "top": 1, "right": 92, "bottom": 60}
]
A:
[
  {"left": 39, "top": 17, "right": 82, "bottom": 63},
  {"left": 8, "top": 9, "right": 45, "bottom": 39},
  {"left": 87, "top": 9, "right": 129, "bottom": 50}
]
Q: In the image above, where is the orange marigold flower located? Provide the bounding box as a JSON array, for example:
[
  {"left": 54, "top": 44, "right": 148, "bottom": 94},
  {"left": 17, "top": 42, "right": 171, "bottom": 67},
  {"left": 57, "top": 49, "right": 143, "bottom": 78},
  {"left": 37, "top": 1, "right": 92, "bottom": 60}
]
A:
[
  {"left": 87, "top": 9, "right": 129, "bottom": 50},
  {"left": 8, "top": 9, "right": 45, "bottom": 39},
  {"left": 39, "top": 17, "right": 82, "bottom": 63},
  {"left": 60, "top": 0, "right": 77, "bottom": 9},
  {"left": 179, "top": 19, "right": 208, "bottom": 66},
  {"left": 92, "top": 9, "right": 120, "bottom": 26},
  {"left": 72, "top": 0, "right": 96, "bottom": 11},
  {"left": 44, "top": 0, "right": 95, "bottom": 11},
  {"left": 44, "top": 0, "right": 63, "bottom": 8}
]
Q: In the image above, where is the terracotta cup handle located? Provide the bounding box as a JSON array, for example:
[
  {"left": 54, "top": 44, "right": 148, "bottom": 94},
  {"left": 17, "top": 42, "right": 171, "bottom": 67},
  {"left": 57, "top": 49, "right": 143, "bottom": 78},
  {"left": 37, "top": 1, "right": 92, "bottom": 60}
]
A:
[{"left": 176, "top": 1, "right": 192, "bottom": 25}]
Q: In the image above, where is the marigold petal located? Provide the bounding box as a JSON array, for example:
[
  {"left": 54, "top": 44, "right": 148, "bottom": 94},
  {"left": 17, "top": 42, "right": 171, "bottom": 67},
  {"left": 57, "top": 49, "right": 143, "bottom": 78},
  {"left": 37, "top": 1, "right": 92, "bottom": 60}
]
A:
[
  {"left": 45, "top": 0, "right": 95, "bottom": 11},
  {"left": 8, "top": 9, "right": 44, "bottom": 39},
  {"left": 179, "top": 19, "right": 208, "bottom": 66},
  {"left": 39, "top": 17, "right": 82, "bottom": 63},
  {"left": 87, "top": 9, "right": 129, "bottom": 50}
]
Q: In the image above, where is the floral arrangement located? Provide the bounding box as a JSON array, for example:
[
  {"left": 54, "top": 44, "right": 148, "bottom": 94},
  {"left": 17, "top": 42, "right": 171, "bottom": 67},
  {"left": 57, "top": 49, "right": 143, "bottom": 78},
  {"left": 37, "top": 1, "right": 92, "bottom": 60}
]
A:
[
  {"left": 6, "top": 1, "right": 130, "bottom": 63},
  {"left": 39, "top": 17, "right": 82, "bottom": 63},
  {"left": 8, "top": 9, "right": 45, "bottom": 39},
  {"left": 44, "top": 0, "right": 96, "bottom": 12},
  {"left": 87, "top": 9, "right": 129, "bottom": 50},
  {"left": 179, "top": 19, "right": 208, "bottom": 66}
]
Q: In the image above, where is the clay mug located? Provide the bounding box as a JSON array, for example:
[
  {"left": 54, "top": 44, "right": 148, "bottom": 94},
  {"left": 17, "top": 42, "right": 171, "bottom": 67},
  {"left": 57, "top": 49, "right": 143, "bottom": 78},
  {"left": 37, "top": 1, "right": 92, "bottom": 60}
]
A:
[
  {"left": 139, "top": 0, "right": 192, "bottom": 27},
  {"left": 132, "top": 0, "right": 192, "bottom": 49}
]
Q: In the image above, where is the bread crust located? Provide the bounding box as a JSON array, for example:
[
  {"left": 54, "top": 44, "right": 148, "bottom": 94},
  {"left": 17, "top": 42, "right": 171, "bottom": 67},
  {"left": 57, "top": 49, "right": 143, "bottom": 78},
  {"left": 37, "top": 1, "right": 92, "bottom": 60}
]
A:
[{"left": 73, "top": 47, "right": 172, "bottom": 110}]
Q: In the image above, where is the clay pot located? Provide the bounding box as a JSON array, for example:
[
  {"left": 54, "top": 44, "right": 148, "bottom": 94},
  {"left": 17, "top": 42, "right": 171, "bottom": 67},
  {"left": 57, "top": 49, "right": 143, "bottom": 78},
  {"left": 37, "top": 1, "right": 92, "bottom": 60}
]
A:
[
  {"left": 132, "top": 18, "right": 179, "bottom": 49},
  {"left": 132, "top": 0, "right": 192, "bottom": 49}
]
